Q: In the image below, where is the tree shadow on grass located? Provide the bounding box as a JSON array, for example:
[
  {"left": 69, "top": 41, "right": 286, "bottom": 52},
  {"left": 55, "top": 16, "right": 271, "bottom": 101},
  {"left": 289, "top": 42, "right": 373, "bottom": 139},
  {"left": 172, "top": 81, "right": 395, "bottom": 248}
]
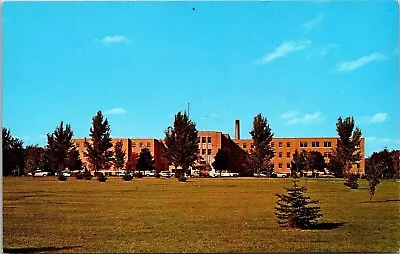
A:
[
  {"left": 4, "top": 246, "right": 81, "bottom": 253},
  {"left": 361, "top": 199, "right": 400, "bottom": 203},
  {"left": 309, "top": 222, "right": 348, "bottom": 230}
]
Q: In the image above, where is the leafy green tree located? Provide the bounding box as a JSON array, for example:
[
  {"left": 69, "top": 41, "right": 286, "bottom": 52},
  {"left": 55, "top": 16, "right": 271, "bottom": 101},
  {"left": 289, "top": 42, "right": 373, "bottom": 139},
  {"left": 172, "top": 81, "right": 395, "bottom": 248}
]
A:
[
  {"left": 291, "top": 149, "right": 307, "bottom": 177},
  {"left": 249, "top": 113, "right": 275, "bottom": 177},
  {"left": 335, "top": 117, "right": 362, "bottom": 187},
  {"left": 125, "top": 152, "right": 139, "bottom": 172},
  {"left": 390, "top": 150, "right": 400, "bottom": 179},
  {"left": 275, "top": 179, "right": 323, "bottom": 229},
  {"left": 2, "top": 128, "right": 25, "bottom": 176},
  {"left": 46, "top": 121, "right": 75, "bottom": 174},
  {"left": 25, "top": 145, "right": 47, "bottom": 174},
  {"left": 307, "top": 151, "right": 326, "bottom": 176},
  {"left": 163, "top": 111, "right": 198, "bottom": 179},
  {"left": 327, "top": 150, "right": 344, "bottom": 177},
  {"left": 65, "top": 148, "right": 83, "bottom": 172},
  {"left": 136, "top": 148, "right": 154, "bottom": 173},
  {"left": 84, "top": 111, "right": 114, "bottom": 174},
  {"left": 114, "top": 140, "right": 126, "bottom": 170},
  {"left": 212, "top": 148, "right": 230, "bottom": 177}
]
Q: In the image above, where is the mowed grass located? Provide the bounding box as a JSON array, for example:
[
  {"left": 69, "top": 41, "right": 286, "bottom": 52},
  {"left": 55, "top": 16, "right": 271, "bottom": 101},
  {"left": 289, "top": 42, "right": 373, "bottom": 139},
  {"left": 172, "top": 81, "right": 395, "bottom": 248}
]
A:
[{"left": 3, "top": 177, "right": 400, "bottom": 253}]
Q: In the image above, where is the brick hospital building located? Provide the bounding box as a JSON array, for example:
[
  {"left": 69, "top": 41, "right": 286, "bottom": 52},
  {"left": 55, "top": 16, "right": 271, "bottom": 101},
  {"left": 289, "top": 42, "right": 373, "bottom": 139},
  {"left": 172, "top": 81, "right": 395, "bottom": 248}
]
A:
[{"left": 72, "top": 120, "right": 365, "bottom": 175}]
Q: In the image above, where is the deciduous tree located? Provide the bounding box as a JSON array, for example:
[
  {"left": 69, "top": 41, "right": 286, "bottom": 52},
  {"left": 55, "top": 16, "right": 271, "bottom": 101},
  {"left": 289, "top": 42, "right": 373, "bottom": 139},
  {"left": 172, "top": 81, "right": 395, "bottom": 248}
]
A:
[
  {"left": 125, "top": 152, "right": 139, "bottom": 172},
  {"left": 46, "top": 121, "right": 75, "bottom": 174},
  {"left": 307, "top": 151, "right": 326, "bottom": 176},
  {"left": 84, "top": 111, "right": 114, "bottom": 174},
  {"left": 136, "top": 148, "right": 154, "bottom": 173},
  {"left": 212, "top": 148, "right": 229, "bottom": 177},
  {"left": 249, "top": 113, "right": 274, "bottom": 177},
  {"left": 163, "top": 112, "right": 198, "bottom": 179},
  {"left": 2, "top": 128, "right": 25, "bottom": 176},
  {"left": 114, "top": 140, "right": 126, "bottom": 170},
  {"left": 291, "top": 149, "right": 307, "bottom": 177}
]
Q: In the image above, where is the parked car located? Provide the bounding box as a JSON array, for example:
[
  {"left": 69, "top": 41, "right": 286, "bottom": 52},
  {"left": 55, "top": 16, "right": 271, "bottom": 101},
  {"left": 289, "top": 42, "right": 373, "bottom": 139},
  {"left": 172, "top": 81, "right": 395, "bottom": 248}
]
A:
[
  {"left": 276, "top": 173, "right": 288, "bottom": 178},
  {"left": 253, "top": 172, "right": 267, "bottom": 177},
  {"left": 116, "top": 171, "right": 127, "bottom": 176},
  {"left": 159, "top": 171, "right": 173, "bottom": 178},
  {"left": 215, "top": 170, "right": 239, "bottom": 177},
  {"left": 144, "top": 170, "right": 155, "bottom": 177},
  {"left": 55, "top": 171, "right": 71, "bottom": 177},
  {"left": 28, "top": 170, "right": 51, "bottom": 177}
]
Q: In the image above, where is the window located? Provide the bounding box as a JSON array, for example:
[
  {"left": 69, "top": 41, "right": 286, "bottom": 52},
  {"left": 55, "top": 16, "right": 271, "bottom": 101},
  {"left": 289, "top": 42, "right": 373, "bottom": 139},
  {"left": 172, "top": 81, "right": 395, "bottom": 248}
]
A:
[
  {"left": 132, "top": 142, "right": 136, "bottom": 148},
  {"left": 271, "top": 163, "right": 275, "bottom": 169},
  {"left": 286, "top": 152, "right": 291, "bottom": 158},
  {"left": 197, "top": 149, "right": 200, "bottom": 154},
  {"left": 278, "top": 163, "right": 282, "bottom": 168},
  {"left": 243, "top": 143, "right": 247, "bottom": 149},
  {"left": 202, "top": 149, "right": 206, "bottom": 155},
  {"left": 208, "top": 137, "right": 212, "bottom": 143},
  {"left": 357, "top": 163, "right": 360, "bottom": 169},
  {"left": 300, "top": 142, "right": 307, "bottom": 147},
  {"left": 279, "top": 142, "right": 282, "bottom": 147},
  {"left": 236, "top": 143, "right": 239, "bottom": 146},
  {"left": 279, "top": 152, "right": 282, "bottom": 158},
  {"left": 287, "top": 142, "right": 291, "bottom": 147},
  {"left": 287, "top": 163, "right": 291, "bottom": 169},
  {"left": 197, "top": 137, "right": 200, "bottom": 143},
  {"left": 146, "top": 142, "right": 151, "bottom": 148},
  {"left": 139, "top": 142, "right": 143, "bottom": 147},
  {"left": 324, "top": 142, "right": 332, "bottom": 147},
  {"left": 202, "top": 137, "right": 206, "bottom": 143},
  {"left": 312, "top": 141, "right": 320, "bottom": 147},
  {"left": 208, "top": 149, "right": 211, "bottom": 154},
  {"left": 271, "top": 142, "right": 274, "bottom": 147},
  {"left": 251, "top": 143, "right": 254, "bottom": 149},
  {"left": 324, "top": 152, "right": 332, "bottom": 158}
]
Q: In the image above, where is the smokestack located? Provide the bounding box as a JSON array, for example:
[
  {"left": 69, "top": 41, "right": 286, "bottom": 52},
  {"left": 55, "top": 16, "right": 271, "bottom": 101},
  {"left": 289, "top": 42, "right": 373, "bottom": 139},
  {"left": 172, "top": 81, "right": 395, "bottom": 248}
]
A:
[{"left": 235, "top": 120, "right": 240, "bottom": 140}]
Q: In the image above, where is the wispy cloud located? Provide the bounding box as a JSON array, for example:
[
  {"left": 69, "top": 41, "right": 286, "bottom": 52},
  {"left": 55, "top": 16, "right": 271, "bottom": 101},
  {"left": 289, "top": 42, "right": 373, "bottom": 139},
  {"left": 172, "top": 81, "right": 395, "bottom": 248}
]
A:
[
  {"left": 39, "top": 134, "right": 47, "bottom": 139},
  {"left": 99, "top": 35, "right": 129, "bottom": 45},
  {"left": 337, "top": 52, "right": 386, "bottom": 72},
  {"left": 287, "top": 112, "right": 322, "bottom": 125},
  {"left": 362, "top": 112, "right": 388, "bottom": 124},
  {"left": 366, "top": 137, "right": 400, "bottom": 144},
  {"left": 255, "top": 40, "right": 311, "bottom": 65},
  {"left": 104, "top": 107, "right": 127, "bottom": 115},
  {"left": 281, "top": 111, "right": 299, "bottom": 119},
  {"left": 308, "top": 43, "right": 339, "bottom": 58},
  {"left": 302, "top": 13, "right": 324, "bottom": 31}
]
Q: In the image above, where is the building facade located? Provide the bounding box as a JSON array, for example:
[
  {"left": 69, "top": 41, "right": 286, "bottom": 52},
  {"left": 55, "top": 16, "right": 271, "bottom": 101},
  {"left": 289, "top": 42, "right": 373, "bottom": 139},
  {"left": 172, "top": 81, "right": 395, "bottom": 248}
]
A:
[{"left": 72, "top": 119, "right": 365, "bottom": 176}]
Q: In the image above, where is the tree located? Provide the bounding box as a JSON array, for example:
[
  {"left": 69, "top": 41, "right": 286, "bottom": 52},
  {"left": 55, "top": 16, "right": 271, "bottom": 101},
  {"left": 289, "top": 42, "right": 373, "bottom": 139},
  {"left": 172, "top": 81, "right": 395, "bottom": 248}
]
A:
[
  {"left": 275, "top": 179, "right": 323, "bottom": 229},
  {"left": 114, "top": 140, "right": 126, "bottom": 171},
  {"left": 65, "top": 148, "right": 83, "bottom": 172},
  {"left": 25, "top": 145, "right": 47, "bottom": 175},
  {"left": 2, "top": 128, "right": 25, "bottom": 176},
  {"left": 212, "top": 148, "right": 230, "bottom": 177},
  {"left": 163, "top": 111, "right": 198, "bottom": 179},
  {"left": 136, "top": 148, "right": 154, "bottom": 173},
  {"left": 125, "top": 152, "right": 139, "bottom": 172},
  {"left": 249, "top": 113, "right": 274, "bottom": 177},
  {"left": 84, "top": 111, "right": 114, "bottom": 174},
  {"left": 335, "top": 117, "right": 362, "bottom": 177},
  {"left": 327, "top": 150, "right": 344, "bottom": 178},
  {"left": 307, "top": 151, "right": 326, "bottom": 176},
  {"left": 46, "top": 121, "right": 75, "bottom": 174},
  {"left": 390, "top": 150, "right": 400, "bottom": 179},
  {"left": 291, "top": 149, "right": 307, "bottom": 177}
]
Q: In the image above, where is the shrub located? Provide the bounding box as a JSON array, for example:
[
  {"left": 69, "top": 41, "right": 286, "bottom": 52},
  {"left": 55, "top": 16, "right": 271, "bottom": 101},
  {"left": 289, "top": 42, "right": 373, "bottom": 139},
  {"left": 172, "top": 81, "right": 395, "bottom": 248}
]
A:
[
  {"left": 155, "top": 173, "right": 161, "bottom": 178},
  {"left": 57, "top": 174, "right": 67, "bottom": 181},
  {"left": 122, "top": 173, "right": 133, "bottom": 181},
  {"left": 344, "top": 173, "right": 359, "bottom": 189},
  {"left": 97, "top": 173, "right": 107, "bottom": 182},
  {"left": 275, "top": 179, "right": 323, "bottom": 229},
  {"left": 135, "top": 172, "right": 143, "bottom": 178},
  {"left": 178, "top": 177, "right": 187, "bottom": 182}
]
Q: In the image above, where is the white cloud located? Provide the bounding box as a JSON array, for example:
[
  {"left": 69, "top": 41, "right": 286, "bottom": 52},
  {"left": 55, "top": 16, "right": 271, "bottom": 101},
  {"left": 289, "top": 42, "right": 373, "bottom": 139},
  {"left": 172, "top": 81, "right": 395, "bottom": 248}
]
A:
[
  {"left": 281, "top": 111, "right": 299, "bottom": 119},
  {"left": 104, "top": 107, "right": 127, "bottom": 115},
  {"left": 255, "top": 40, "right": 311, "bottom": 65},
  {"left": 302, "top": 13, "right": 324, "bottom": 31},
  {"left": 100, "top": 35, "right": 129, "bottom": 45},
  {"left": 39, "top": 134, "right": 47, "bottom": 139},
  {"left": 337, "top": 52, "right": 386, "bottom": 72},
  {"left": 368, "top": 112, "right": 388, "bottom": 123},
  {"left": 287, "top": 112, "right": 322, "bottom": 125}
]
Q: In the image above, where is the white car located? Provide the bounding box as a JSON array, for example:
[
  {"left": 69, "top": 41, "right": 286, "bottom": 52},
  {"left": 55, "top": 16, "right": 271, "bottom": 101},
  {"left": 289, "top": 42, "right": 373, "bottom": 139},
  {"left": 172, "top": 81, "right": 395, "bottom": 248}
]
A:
[
  {"left": 28, "top": 170, "right": 50, "bottom": 177},
  {"left": 144, "top": 170, "right": 155, "bottom": 177},
  {"left": 276, "top": 173, "right": 288, "bottom": 178},
  {"left": 55, "top": 171, "right": 71, "bottom": 177}
]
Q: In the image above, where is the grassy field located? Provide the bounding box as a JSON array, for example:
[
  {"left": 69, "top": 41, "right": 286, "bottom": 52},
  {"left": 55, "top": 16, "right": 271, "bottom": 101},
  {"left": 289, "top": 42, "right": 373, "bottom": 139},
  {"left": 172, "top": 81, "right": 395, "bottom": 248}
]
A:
[{"left": 3, "top": 176, "right": 400, "bottom": 253}]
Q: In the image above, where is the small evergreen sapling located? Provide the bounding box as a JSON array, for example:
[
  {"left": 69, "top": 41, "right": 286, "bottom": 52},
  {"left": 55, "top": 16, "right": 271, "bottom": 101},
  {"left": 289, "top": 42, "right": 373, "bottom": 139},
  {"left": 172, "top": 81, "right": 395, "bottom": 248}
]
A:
[{"left": 275, "top": 179, "right": 323, "bottom": 229}]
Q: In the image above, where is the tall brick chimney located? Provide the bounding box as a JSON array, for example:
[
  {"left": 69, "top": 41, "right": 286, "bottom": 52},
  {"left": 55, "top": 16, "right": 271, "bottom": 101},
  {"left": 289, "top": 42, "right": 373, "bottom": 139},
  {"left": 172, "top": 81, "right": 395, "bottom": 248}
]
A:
[{"left": 235, "top": 120, "right": 240, "bottom": 140}]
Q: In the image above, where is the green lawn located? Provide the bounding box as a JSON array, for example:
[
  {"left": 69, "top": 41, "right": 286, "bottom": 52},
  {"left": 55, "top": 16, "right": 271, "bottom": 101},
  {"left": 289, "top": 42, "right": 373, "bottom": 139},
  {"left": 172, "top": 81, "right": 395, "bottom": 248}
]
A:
[{"left": 3, "top": 177, "right": 400, "bottom": 253}]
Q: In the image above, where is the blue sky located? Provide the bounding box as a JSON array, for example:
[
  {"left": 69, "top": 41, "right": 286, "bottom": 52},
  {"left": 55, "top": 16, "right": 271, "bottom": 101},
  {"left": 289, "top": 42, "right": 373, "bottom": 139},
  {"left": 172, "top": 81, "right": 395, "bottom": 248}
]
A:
[{"left": 2, "top": 1, "right": 399, "bottom": 156}]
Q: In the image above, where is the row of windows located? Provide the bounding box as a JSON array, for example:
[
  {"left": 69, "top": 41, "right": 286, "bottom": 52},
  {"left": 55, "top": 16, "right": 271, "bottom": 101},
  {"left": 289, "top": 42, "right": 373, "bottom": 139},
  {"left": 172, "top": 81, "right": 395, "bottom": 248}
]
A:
[
  {"left": 132, "top": 142, "right": 151, "bottom": 148},
  {"left": 198, "top": 137, "right": 212, "bottom": 143},
  {"left": 277, "top": 151, "right": 333, "bottom": 159},
  {"left": 238, "top": 141, "right": 333, "bottom": 149},
  {"left": 197, "top": 149, "right": 212, "bottom": 155}
]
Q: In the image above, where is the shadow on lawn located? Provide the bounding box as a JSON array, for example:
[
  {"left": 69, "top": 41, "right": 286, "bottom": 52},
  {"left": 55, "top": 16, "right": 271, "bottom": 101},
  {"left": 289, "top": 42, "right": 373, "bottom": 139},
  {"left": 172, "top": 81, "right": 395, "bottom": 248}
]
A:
[
  {"left": 309, "top": 222, "right": 348, "bottom": 230},
  {"left": 4, "top": 246, "right": 81, "bottom": 253},
  {"left": 361, "top": 199, "right": 400, "bottom": 203}
]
